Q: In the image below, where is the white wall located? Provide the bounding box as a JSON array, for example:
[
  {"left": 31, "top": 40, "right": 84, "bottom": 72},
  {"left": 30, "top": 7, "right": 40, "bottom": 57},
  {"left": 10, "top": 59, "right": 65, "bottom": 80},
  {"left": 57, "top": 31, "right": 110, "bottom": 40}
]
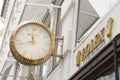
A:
[
  {"left": 71, "top": 0, "right": 120, "bottom": 78},
  {"left": 47, "top": 0, "right": 120, "bottom": 80},
  {"left": 46, "top": 1, "right": 75, "bottom": 80},
  {"left": 89, "top": 0, "right": 118, "bottom": 17},
  {"left": 0, "top": 0, "right": 27, "bottom": 74}
]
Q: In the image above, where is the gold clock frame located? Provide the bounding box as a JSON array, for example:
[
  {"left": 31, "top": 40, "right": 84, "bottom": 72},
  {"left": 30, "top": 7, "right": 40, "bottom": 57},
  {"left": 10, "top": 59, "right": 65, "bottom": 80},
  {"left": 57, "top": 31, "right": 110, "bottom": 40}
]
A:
[{"left": 10, "top": 21, "right": 55, "bottom": 65}]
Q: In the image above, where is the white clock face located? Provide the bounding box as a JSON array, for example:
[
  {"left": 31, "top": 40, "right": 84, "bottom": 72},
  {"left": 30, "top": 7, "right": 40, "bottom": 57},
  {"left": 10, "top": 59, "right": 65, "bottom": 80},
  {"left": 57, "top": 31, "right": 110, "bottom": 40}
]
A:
[{"left": 14, "top": 23, "right": 52, "bottom": 60}]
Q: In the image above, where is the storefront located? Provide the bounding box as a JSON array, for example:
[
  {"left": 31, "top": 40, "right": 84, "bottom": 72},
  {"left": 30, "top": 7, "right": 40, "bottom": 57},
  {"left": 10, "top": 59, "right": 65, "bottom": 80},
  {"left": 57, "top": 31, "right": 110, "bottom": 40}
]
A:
[{"left": 69, "top": 33, "right": 120, "bottom": 80}]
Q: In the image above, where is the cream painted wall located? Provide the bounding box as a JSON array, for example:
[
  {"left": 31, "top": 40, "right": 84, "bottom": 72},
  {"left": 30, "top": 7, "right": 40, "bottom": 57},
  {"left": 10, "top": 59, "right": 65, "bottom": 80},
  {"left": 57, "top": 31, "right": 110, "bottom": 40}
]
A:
[
  {"left": 0, "top": 0, "right": 27, "bottom": 75},
  {"left": 46, "top": 2, "right": 75, "bottom": 80},
  {"left": 47, "top": 0, "right": 120, "bottom": 80},
  {"left": 70, "top": 0, "right": 120, "bottom": 78},
  {"left": 61, "top": 0, "right": 73, "bottom": 18}
]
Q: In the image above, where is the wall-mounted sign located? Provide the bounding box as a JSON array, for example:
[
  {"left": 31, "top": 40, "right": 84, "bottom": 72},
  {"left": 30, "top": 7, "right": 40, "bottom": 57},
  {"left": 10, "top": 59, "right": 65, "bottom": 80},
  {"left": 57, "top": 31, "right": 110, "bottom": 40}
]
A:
[
  {"left": 10, "top": 21, "right": 55, "bottom": 65},
  {"left": 76, "top": 18, "right": 113, "bottom": 67}
]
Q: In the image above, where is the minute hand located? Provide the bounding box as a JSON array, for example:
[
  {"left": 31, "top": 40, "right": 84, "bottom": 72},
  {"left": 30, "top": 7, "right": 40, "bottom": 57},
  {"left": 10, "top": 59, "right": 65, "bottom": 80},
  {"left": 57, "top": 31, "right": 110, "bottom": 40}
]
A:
[{"left": 32, "top": 36, "right": 34, "bottom": 41}]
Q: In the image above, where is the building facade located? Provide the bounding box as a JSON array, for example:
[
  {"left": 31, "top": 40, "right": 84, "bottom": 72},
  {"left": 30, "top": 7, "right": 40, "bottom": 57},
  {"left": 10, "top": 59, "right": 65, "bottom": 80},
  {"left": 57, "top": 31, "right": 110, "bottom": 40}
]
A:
[{"left": 0, "top": 0, "right": 120, "bottom": 80}]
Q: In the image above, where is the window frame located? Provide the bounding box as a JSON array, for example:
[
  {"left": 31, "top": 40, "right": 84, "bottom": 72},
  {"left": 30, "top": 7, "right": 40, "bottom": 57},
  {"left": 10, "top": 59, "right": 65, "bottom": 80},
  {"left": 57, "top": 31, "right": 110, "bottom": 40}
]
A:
[
  {"left": 0, "top": 0, "right": 10, "bottom": 21},
  {"left": 75, "top": 0, "right": 99, "bottom": 47},
  {"left": 45, "top": 0, "right": 64, "bottom": 76}
]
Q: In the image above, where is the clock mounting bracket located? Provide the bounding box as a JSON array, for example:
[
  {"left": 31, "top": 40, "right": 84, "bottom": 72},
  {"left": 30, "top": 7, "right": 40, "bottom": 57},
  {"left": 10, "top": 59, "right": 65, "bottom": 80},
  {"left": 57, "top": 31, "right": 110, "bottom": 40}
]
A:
[{"left": 52, "top": 36, "right": 64, "bottom": 59}]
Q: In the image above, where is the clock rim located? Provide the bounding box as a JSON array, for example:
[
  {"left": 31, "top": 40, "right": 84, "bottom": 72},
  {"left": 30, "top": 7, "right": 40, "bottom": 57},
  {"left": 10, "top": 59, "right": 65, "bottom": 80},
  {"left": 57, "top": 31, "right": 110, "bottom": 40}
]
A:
[{"left": 10, "top": 21, "right": 55, "bottom": 65}]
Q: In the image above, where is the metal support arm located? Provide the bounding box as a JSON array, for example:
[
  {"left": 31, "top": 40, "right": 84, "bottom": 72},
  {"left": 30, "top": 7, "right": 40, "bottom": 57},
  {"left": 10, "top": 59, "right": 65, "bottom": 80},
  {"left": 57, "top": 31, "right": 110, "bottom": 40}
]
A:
[
  {"left": 52, "top": 36, "right": 64, "bottom": 59},
  {"left": 52, "top": 54, "right": 63, "bottom": 59},
  {"left": 26, "top": 3, "right": 61, "bottom": 8}
]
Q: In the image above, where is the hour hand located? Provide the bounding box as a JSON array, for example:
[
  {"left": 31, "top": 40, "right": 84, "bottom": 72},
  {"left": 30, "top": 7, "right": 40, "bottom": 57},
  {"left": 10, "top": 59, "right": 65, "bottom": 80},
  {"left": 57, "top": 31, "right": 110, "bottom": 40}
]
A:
[{"left": 17, "top": 41, "right": 36, "bottom": 44}]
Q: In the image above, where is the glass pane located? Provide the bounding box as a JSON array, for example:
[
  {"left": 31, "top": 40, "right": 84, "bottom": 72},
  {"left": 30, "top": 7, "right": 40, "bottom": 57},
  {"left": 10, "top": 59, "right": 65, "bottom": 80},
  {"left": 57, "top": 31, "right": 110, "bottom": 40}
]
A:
[
  {"left": 52, "top": 8, "right": 61, "bottom": 68},
  {"left": 15, "top": 64, "right": 29, "bottom": 79},
  {"left": 76, "top": 0, "right": 118, "bottom": 43},
  {"left": 118, "top": 62, "right": 120, "bottom": 79},
  {"left": 0, "top": 0, "right": 10, "bottom": 19},
  {"left": 0, "top": 61, "right": 29, "bottom": 80},
  {"left": 77, "top": 13, "right": 99, "bottom": 40},
  {"left": 96, "top": 68, "right": 115, "bottom": 80},
  {"left": 0, "top": 20, "right": 4, "bottom": 48},
  {"left": 0, "top": 0, "right": 4, "bottom": 15},
  {"left": 76, "top": 0, "right": 99, "bottom": 42}
]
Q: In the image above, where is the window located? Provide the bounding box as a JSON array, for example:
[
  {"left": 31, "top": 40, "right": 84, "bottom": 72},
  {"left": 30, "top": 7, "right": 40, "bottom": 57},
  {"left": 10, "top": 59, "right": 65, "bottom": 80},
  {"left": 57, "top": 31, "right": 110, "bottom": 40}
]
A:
[
  {"left": 76, "top": 0, "right": 118, "bottom": 46},
  {"left": 0, "top": 61, "right": 29, "bottom": 80},
  {"left": 46, "top": 0, "right": 64, "bottom": 75},
  {"left": 0, "top": 0, "right": 5, "bottom": 48},
  {"left": 76, "top": 0, "right": 99, "bottom": 45},
  {"left": 0, "top": 0, "right": 4, "bottom": 16},
  {"left": 52, "top": 8, "right": 62, "bottom": 68},
  {"left": 96, "top": 67, "right": 115, "bottom": 80},
  {"left": 0, "top": 20, "right": 4, "bottom": 48},
  {"left": 0, "top": 0, "right": 10, "bottom": 20},
  {"left": 46, "top": 7, "right": 62, "bottom": 75}
]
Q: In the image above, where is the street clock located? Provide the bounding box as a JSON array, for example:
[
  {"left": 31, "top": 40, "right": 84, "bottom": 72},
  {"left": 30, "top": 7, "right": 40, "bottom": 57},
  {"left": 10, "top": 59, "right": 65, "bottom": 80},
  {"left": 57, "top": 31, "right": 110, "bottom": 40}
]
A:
[{"left": 10, "top": 21, "right": 55, "bottom": 65}]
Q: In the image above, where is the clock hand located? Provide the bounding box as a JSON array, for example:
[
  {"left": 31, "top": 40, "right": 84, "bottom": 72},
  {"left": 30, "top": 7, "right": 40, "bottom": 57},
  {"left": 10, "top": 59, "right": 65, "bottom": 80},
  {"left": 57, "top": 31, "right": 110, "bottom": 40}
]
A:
[
  {"left": 31, "top": 36, "right": 36, "bottom": 45},
  {"left": 16, "top": 41, "right": 36, "bottom": 44},
  {"left": 27, "top": 40, "right": 36, "bottom": 43},
  {"left": 31, "top": 29, "right": 36, "bottom": 45},
  {"left": 32, "top": 36, "right": 34, "bottom": 42}
]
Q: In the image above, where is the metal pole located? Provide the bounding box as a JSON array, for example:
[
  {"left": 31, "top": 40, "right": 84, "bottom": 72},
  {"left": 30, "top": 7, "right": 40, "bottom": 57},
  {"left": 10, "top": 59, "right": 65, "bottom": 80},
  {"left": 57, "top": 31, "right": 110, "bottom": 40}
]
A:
[
  {"left": 25, "top": 3, "right": 61, "bottom": 8},
  {"left": 113, "top": 39, "right": 119, "bottom": 80}
]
